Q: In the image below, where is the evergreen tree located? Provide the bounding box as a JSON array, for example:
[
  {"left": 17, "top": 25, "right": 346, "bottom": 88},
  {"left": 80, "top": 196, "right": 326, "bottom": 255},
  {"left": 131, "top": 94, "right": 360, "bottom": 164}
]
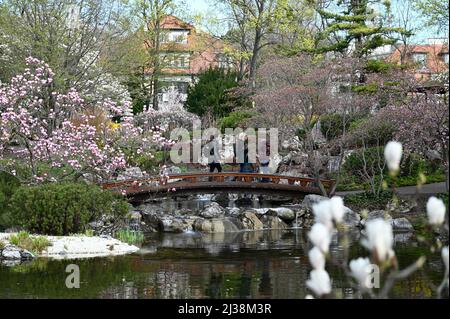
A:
[
  {"left": 314, "top": 0, "right": 408, "bottom": 57},
  {"left": 185, "top": 68, "right": 239, "bottom": 119}
]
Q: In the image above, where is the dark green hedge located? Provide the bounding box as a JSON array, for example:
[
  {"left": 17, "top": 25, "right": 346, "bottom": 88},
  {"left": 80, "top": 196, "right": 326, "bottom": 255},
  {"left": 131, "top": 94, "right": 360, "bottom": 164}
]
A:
[{"left": 8, "top": 183, "right": 128, "bottom": 235}]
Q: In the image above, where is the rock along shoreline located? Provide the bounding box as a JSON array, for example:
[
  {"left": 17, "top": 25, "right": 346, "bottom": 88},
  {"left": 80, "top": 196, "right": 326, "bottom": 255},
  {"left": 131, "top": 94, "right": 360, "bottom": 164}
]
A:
[{"left": 0, "top": 233, "right": 139, "bottom": 262}]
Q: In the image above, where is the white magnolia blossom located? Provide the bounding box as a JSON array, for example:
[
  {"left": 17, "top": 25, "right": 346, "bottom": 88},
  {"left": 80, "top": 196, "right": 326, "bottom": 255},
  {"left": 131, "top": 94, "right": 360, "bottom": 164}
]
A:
[
  {"left": 384, "top": 141, "right": 403, "bottom": 172},
  {"left": 426, "top": 197, "right": 447, "bottom": 226},
  {"left": 313, "top": 200, "right": 333, "bottom": 229},
  {"left": 306, "top": 269, "right": 332, "bottom": 297},
  {"left": 329, "top": 196, "right": 345, "bottom": 224},
  {"left": 313, "top": 197, "right": 346, "bottom": 228},
  {"left": 309, "top": 247, "right": 326, "bottom": 270},
  {"left": 308, "top": 223, "right": 331, "bottom": 254},
  {"left": 361, "top": 219, "right": 395, "bottom": 263},
  {"left": 443, "top": 246, "right": 449, "bottom": 274},
  {"left": 349, "top": 257, "right": 372, "bottom": 288}
]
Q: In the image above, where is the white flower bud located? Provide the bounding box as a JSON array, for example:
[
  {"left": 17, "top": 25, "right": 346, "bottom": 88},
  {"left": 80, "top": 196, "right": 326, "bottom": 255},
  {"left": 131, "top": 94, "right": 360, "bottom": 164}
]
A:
[
  {"left": 384, "top": 141, "right": 403, "bottom": 172},
  {"left": 426, "top": 196, "right": 446, "bottom": 226},
  {"left": 309, "top": 247, "right": 326, "bottom": 270},
  {"left": 361, "top": 219, "right": 395, "bottom": 263},
  {"left": 349, "top": 257, "right": 372, "bottom": 289},
  {"left": 306, "top": 269, "right": 332, "bottom": 297},
  {"left": 308, "top": 223, "right": 331, "bottom": 254}
]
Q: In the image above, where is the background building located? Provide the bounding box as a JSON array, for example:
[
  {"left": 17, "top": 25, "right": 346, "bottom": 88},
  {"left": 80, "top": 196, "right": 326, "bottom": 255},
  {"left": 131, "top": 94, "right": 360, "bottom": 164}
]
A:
[{"left": 155, "top": 16, "right": 233, "bottom": 111}]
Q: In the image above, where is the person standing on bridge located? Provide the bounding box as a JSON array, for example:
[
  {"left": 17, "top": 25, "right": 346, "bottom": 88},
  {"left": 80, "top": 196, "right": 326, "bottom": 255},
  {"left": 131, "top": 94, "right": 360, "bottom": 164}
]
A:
[{"left": 206, "top": 136, "right": 222, "bottom": 174}]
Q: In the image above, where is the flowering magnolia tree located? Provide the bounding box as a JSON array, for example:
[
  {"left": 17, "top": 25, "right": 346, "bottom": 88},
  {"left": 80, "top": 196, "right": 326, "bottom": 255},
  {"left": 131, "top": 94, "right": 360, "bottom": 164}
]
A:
[
  {"left": 0, "top": 57, "right": 167, "bottom": 183},
  {"left": 305, "top": 141, "right": 449, "bottom": 299}
]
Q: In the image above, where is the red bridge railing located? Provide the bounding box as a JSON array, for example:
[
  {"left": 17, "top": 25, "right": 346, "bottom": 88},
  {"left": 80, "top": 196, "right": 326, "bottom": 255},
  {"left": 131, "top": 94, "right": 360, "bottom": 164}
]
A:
[{"left": 102, "top": 173, "right": 335, "bottom": 197}]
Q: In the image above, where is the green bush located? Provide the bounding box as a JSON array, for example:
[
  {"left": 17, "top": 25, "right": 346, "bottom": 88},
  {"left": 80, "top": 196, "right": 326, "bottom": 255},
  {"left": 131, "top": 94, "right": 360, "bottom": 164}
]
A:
[
  {"left": 219, "top": 110, "right": 254, "bottom": 131},
  {"left": 0, "top": 240, "right": 5, "bottom": 249},
  {"left": 185, "top": 68, "right": 239, "bottom": 118},
  {"left": 344, "top": 191, "right": 393, "bottom": 211},
  {"left": 9, "top": 183, "right": 129, "bottom": 236},
  {"left": 0, "top": 171, "right": 21, "bottom": 230}
]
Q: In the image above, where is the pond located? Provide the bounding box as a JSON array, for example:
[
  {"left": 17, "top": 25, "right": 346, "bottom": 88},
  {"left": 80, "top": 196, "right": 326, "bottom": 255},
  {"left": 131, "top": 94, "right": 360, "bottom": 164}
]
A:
[{"left": 0, "top": 229, "right": 445, "bottom": 299}]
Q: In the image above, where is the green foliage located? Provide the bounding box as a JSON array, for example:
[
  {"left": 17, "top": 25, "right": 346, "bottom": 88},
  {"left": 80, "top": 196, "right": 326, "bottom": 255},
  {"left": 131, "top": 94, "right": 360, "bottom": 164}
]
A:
[
  {"left": 0, "top": 240, "right": 5, "bottom": 250},
  {"left": 314, "top": 1, "right": 408, "bottom": 57},
  {"left": 344, "top": 191, "right": 393, "bottom": 211},
  {"left": 115, "top": 229, "right": 144, "bottom": 245},
  {"left": 9, "top": 231, "right": 51, "bottom": 254},
  {"left": 185, "top": 68, "right": 239, "bottom": 118},
  {"left": 219, "top": 110, "right": 255, "bottom": 131},
  {"left": 366, "top": 60, "right": 396, "bottom": 73},
  {"left": 0, "top": 171, "right": 21, "bottom": 229},
  {"left": 351, "top": 83, "right": 378, "bottom": 93},
  {"left": 9, "top": 183, "right": 128, "bottom": 236}
]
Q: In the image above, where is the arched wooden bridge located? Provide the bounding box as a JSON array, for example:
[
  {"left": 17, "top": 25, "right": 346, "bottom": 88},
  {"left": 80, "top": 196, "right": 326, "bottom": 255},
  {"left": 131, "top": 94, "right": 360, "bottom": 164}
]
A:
[{"left": 102, "top": 172, "right": 335, "bottom": 202}]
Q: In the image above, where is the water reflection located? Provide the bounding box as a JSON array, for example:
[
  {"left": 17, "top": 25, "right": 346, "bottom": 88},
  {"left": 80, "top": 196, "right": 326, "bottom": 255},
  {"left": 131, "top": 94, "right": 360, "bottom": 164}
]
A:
[{"left": 0, "top": 229, "right": 445, "bottom": 299}]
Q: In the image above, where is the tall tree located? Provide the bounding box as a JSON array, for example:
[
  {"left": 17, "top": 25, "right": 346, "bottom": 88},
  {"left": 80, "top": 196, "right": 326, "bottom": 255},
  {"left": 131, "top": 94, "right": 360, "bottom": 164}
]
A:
[
  {"left": 313, "top": 0, "right": 408, "bottom": 58},
  {"left": 414, "top": 0, "right": 449, "bottom": 34},
  {"left": 219, "top": 0, "right": 292, "bottom": 86},
  {"left": 0, "top": 0, "right": 126, "bottom": 89}
]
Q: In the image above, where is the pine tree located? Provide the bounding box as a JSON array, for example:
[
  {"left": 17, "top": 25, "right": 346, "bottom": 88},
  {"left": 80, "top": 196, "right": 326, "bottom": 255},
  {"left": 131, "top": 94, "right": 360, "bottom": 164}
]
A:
[
  {"left": 185, "top": 68, "right": 239, "bottom": 119},
  {"left": 314, "top": 0, "right": 409, "bottom": 57}
]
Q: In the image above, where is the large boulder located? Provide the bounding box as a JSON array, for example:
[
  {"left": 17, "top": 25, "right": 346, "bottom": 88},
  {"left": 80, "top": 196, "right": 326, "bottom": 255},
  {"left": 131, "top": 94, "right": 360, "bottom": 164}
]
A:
[
  {"left": 160, "top": 217, "right": 196, "bottom": 233},
  {"left": 267, "top": 208, "right": 295, "bottom": 222},
  {"left": 1, "top": 245, "right": 21, "bottom": 260},
  {"left": 225, "top": 207, "right": 241, "bottom": 217},
  {"left": 241, "top": 211, "right": 264, "bottom": 231},
  {"left": 0, "top": 245, "right": 33, "bottom": 260},
  {"left": 200, "top": 202, "right": 225, "bottom": 219},
  {"left": 392, "top": 218, "right": 414, "bottom": 231},
  {"left": 260, "top": 213, "right": 288, "bottom": 230},
  {"left": 193, "top": 218, "right": 241, "bottom": 233}
]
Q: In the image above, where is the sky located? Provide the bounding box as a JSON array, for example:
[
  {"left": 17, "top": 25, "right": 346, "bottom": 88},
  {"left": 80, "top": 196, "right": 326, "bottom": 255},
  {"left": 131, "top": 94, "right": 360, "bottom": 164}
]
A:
[{"left": 181, "top": 0, "right": 446, "bottom": 44}]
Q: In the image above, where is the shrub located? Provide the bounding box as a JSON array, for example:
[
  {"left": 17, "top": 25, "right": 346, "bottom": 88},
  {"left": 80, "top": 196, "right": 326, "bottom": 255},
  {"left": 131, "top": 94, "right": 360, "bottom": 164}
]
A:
[
  {"left": 9, "top": 183, "right": 129, "bottom": 236},
  {"left": 219, "top": 111, "right": 254, "bottom": 131},
  {"left": 185, "top": 68, "right": 240, "bottom": 118},
  {"left": 344, "top": 191, "right": 393, "bottom": 211},
  {"left": 0, "top": 240, "right": 5, "bottom": 249},
  {"left": 0, "top": 171, "right": 21, "bottom": 229},
  {"left": 8, "top": 231, "right": 51, "bottom": 254}
]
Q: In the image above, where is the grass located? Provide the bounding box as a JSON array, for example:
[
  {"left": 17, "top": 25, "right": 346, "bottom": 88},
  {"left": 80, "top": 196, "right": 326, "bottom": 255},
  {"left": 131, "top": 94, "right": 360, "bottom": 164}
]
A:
[
  {"left": 8, "top": 231, "right": 52, "bottom": 254},
  {"left": 115, "top": 229, "right": 144, "bottom": 245}
]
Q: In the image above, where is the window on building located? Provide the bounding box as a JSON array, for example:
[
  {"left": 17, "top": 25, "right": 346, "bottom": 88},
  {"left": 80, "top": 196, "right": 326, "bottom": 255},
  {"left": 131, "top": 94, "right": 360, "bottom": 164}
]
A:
[
  {"left": 162, "top": 30, "right": 189, "bottom": 44},
  {"left": 161, "top": 53, "right": 190, "bottom": 69},
  {"left": 412, "top": 53, "right": 427, "bottom": 66}
]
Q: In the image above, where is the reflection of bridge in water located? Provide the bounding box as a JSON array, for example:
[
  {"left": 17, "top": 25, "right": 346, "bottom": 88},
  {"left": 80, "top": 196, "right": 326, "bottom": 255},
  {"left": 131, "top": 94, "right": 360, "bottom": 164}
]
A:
[{"left": 102, "top": 173, "right": 335, "bottom": 202}]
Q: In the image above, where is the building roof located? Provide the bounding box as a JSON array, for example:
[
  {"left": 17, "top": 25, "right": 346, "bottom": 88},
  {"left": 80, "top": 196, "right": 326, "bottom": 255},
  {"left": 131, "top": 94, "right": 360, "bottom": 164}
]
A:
[
  {"left": 387, "top": 43, "right": 449, "bottom": 75},
  {"left": 160, "top": 15, "right": 194, "bottom": 30}
]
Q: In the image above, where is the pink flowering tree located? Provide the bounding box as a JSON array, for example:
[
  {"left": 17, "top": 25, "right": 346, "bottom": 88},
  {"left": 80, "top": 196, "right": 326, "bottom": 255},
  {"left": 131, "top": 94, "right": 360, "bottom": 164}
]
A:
[{"left": 1, "top": 58, "right": 167, "bottom": 183}]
